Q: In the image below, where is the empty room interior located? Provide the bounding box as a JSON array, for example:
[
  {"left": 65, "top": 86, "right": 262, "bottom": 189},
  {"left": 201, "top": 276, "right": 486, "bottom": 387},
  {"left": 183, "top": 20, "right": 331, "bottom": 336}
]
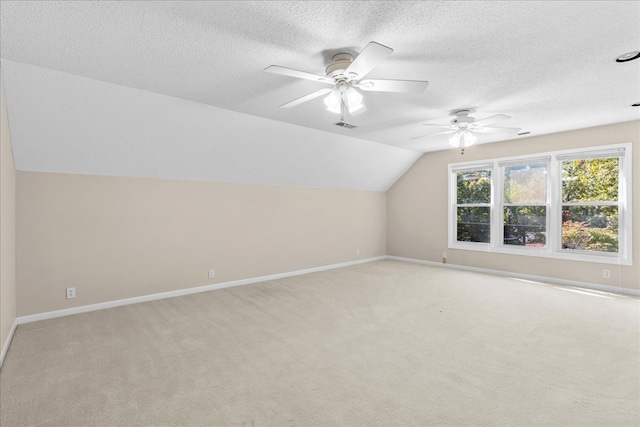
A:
[{"left": 1, "top": 1, "right": 639, "bottom": 426}]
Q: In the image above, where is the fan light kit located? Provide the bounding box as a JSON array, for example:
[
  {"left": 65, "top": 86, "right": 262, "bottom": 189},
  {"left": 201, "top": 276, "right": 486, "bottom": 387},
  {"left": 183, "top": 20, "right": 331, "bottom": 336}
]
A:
[
  {"left": 411, "top": 110, "right": 521, "bottom": 154},
  {"left": 323, "top": 79, "right": 364, "bottom": 114},
  {"left": 265, "top": 41, "right": 429, "bottom": 122},
  {"left": 449, "top": 128, "right": 477, "bottom": 148}
]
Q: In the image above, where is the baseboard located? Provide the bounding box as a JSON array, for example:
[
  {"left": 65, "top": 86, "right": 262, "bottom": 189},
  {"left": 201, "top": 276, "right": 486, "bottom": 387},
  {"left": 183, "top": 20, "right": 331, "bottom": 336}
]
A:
[
  {"left": 16, "top": 256, "right": 387, "bottom": 326},
  {"left": 13, "top": 253, "right": 637, "bottom": 328},
  {"left": 387, "top": 255, "right": 640, "bottom": 297},
  {"left": 0, "top": 319, "right": 18, "bottom": 368}
]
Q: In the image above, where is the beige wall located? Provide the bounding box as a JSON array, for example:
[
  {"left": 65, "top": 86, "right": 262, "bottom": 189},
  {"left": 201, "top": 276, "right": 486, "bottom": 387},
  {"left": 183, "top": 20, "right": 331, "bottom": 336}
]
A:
[
  {"left": 388, "top": 120, "right": 640, "bottom": 293},
  {"left": 9, "top": 119, "right": 640, "bottom": 319},
  {"left": 16, "top": 172, "right": 387, "bottom": 316},
  {"left": 1, "top": 82, "right": 17, "bottom": 357}
]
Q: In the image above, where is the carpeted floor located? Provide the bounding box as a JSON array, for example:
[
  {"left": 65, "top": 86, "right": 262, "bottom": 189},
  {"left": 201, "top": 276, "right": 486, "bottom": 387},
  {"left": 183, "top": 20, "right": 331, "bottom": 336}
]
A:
[{"left": 1, "top": 260, "right": 639, "bottom": 426}]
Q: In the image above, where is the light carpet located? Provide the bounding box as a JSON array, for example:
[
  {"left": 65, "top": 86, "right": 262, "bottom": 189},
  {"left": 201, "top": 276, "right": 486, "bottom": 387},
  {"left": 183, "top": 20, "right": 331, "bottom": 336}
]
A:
[{"left": 1, "top": 260, "right": 639, "bottom": 426}]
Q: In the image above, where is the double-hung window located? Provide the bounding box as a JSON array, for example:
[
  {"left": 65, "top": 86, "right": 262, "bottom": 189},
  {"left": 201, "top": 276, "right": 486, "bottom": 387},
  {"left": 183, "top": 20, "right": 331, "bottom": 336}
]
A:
[
  {"left": 500, "top": 158, "right": 550, "bottom": 248},
  {"left": 448, "top": 144, "right": 632, "bottom": 265},
  {"left": 453, "top": 165, "right": 492, "bottom": 244},
  {"left": 558, "top": 149, "right": 624, "bottom": 255}
]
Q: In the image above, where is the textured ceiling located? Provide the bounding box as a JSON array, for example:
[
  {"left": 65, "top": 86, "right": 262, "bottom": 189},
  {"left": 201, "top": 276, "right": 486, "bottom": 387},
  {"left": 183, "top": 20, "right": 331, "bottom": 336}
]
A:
[{"left": 1, "top": 1, "right": 639, "bottom": 189}]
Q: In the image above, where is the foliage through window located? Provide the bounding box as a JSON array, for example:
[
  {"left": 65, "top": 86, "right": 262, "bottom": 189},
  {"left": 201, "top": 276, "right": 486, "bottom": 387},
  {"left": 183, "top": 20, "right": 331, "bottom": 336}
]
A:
[
  {"left": 502, "top": 161, "right": 548, "bottom": 247},
  {"left": 448, "top": 144, "right": 631, "bottom": 264},
  {"left": 561, "top": 157, "right": 619, "bottom": 253},
  {"left": 456, "top": 169, "right": 491, "bottom": 243}
]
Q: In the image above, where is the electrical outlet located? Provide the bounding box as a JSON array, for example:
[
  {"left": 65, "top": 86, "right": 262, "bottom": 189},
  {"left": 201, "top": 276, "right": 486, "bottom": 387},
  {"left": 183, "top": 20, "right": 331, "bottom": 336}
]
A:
[
  {"left": 208, "top": 269, "right": 215, "bottom": 279},
  {"left": 356, "top": 249, "right": 360, "bottom": 256},
  {"left": 442, "top": 251, "right": 447, "bottom": 258},
  {"left": 66, "top": 287, "right": 76, "bottom": 299},
  {"left": 603, "top": 269, "right": 611, "bottom": 279}
]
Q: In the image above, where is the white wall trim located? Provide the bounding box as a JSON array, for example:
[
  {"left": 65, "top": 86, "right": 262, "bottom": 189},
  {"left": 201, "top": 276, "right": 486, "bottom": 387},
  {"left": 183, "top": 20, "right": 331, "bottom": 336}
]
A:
[
  {"left": 0, "top": 319, "right": 18, "bottom": 368},
  {"left": 388, "top": 255, "right": 640, "bottom": 297},
  {"left": 12, "top": 253, "right": 638, "bottom": 328},
  {"left": 16, "top": 256, "right": 387, "bottom": 325}
]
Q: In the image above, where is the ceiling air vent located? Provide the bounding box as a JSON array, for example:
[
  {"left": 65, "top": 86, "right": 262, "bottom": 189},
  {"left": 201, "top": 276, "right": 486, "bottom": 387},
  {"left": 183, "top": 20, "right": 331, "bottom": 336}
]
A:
[{"left": 335, "top": 122, "right": 357, "bottom": 129}]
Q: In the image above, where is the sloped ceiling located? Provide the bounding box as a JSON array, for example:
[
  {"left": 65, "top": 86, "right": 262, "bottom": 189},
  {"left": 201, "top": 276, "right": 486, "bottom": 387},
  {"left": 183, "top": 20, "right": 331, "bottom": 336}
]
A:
[{"left": 1, "top": 1, "right": 639, "bottom": 191}]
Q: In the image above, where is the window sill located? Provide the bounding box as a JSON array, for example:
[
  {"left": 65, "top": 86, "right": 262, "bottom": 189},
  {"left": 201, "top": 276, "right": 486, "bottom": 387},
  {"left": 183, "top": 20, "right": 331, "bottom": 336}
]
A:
[{"left": 448, "top": 242, "right": 631, "bottom": 266}]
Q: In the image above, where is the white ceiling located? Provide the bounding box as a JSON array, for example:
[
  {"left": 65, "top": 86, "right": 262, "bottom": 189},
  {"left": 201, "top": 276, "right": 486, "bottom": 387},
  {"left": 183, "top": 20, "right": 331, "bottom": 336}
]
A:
[{"left": 1, "top": 1, "right": 639, "bottom": 190}]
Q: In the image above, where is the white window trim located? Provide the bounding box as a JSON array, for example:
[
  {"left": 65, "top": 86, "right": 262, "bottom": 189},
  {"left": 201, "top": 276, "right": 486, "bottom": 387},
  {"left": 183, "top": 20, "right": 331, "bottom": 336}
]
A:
[
  {"left": 448, "top": 143, "right": 632, "bottom": 266},
  {"left": 449, "top": 166, "right": 493, "bottom": 248}
]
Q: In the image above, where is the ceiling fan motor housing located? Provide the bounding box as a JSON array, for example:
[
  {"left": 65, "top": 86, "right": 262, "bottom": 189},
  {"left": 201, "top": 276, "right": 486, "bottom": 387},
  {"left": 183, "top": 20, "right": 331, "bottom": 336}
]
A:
[
  {"left": 451, "top": 110, "right": 475, "bottom": 127},
  {"left": 325, "top": 53, "right": 355, "bottom": 79}
]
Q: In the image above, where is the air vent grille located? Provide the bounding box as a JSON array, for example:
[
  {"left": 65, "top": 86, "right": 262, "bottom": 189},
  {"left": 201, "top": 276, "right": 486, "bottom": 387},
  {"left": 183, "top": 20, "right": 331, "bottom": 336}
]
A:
[{"left": 334, "top": 122, "right": 357, "bottom": 129}]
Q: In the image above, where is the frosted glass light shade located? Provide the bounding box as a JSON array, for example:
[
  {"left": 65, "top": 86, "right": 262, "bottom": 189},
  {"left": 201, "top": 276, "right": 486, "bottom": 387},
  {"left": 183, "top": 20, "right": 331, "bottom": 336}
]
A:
[
  {"left": 324, "top": 86, "right": 364, "bottom": 114},
  {"left": 449, "top": 132, "right": 461, "bottom": 147},
  {"left": 345, "top": 87, "right": 363, "bottom": 113},
  {"left": 450, "top": 130, "right": 477, "bottom": 147},
  {"left": 463, "top": 130, "right": 477, "bottom": 146},
  {"left": 324, "top": 90, "right": 341, "bottom": 113}
]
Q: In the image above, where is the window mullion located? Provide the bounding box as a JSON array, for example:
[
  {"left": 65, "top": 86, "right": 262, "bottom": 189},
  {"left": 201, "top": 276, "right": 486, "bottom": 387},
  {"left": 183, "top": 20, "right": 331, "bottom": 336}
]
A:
[
  {"left": 549, "top": 157, "right": 561, "bottom": 252},
  {"left": 493, "top": 162, "right": 501, "bottom": 248}
]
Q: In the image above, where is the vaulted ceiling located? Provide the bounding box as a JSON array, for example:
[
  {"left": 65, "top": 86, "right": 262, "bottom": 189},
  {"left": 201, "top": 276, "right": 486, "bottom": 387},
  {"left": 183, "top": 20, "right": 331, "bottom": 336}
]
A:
[{"left": 1, "top": 1, "right": 639, "bottom": 191}]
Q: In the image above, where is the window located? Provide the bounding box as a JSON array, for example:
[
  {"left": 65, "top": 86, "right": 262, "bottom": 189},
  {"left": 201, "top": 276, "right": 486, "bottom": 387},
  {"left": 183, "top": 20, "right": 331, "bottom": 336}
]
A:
[
  {"left": 455, "top": 167, "right": 492, "bottom": 243},
  {"left": 501, "top": 159, "right": 549, "bottom": 248},
  {"left": 560, "top": 154, "right": 620, "bottom": 253},
  {"left": 448, "top": 144, "right": 632, "bottom": 265}
]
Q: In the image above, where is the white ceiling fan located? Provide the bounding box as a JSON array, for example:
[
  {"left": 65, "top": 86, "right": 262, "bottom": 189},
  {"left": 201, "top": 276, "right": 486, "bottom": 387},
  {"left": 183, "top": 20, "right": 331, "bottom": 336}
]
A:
[
  {"left": 410, "top": 110, "right": 521, "bottom": 153},
  {"left": 265, "top": 41, "right": 429, "bottom": 121}
]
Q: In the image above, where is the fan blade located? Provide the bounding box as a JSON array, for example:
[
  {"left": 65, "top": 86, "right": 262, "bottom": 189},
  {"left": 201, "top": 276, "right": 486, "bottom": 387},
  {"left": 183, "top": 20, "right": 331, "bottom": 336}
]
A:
[
  {"left": 410, "top": 130, "right": 456, "bottom": 140},
  {"left": 422, "top": 123, "right": 455, "bottom": 128},
  {"left": 356, "top": 79, "right": 429, "bottom": 93},
  {"left": 473, "top": 114, "right": 510, "bottom": 127},
  {"left": 280, "top": 88, "right": 333, "bottom": 108},
  {"left": 265, "top": 65, "right": 334, "bottom": 84},
  {"left": 473, "top": 126, "right": 521, "bottom": 134},
  {"left": 345, "top": 41, "right": 394, "bottom": 79}
]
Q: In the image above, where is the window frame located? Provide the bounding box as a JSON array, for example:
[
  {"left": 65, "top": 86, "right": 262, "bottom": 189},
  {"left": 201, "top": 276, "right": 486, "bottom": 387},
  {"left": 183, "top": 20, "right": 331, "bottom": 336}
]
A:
[
  {"left": 447, "top": 143, "right": 632, "bottom": 265},
  {"left": 499, "top": 158, "right": 551, "bottom": 250},
  {"left": 452, "top": 164, "right": 493, "bottom": 246}
]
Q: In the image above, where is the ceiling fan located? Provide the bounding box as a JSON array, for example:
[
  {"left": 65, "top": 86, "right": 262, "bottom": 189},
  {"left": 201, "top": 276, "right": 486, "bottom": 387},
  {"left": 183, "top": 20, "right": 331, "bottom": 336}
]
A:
[
  {"left": 264, "top": 41, "right": 429, "bottom": 121},
  {"left": 410, "top": 110, "right": 521, "bottom": 153}
]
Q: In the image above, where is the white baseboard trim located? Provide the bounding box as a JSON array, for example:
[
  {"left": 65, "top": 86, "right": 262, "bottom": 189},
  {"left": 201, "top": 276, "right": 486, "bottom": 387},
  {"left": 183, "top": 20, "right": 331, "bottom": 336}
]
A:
[
  {"left": 0, "top": 319, "right": 18, "bottom": 368},
  {"left": 13, "top": 254, "right": 637, "bottom": 327},
  {"left": 16, "top": 256, "right": 387, "bottom": 326},
  {"left": 387, "top": 255, "right": 640, "bottom": 297}
]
